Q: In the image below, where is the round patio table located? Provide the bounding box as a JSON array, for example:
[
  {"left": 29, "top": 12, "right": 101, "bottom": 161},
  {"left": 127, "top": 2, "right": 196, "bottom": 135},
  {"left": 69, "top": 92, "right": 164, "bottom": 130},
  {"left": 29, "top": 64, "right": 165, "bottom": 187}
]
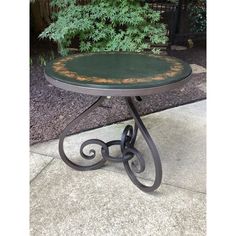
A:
[{"left": 45, "top": 52, "right": 192, "bottom": 192}]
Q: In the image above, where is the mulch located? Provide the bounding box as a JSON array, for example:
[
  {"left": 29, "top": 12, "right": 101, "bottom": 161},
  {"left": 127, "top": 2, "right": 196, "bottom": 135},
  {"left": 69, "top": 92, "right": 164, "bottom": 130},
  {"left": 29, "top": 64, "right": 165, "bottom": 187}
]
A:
[{"left": 30, "top": 42, "right": 206, "bottom": 145}]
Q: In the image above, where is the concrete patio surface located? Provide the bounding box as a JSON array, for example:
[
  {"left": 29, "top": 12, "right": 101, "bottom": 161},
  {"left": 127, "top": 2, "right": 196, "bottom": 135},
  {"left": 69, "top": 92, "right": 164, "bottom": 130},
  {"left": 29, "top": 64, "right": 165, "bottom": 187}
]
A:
[{"left": 30, "top": 100, "right": 206, "bottom": 236}]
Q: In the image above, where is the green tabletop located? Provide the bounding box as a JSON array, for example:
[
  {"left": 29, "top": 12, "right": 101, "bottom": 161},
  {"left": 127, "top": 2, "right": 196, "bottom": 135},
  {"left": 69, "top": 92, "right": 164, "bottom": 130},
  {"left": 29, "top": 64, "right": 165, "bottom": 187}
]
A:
[{"left": 45, "top": 52, "right": 192, "bottom": 96}]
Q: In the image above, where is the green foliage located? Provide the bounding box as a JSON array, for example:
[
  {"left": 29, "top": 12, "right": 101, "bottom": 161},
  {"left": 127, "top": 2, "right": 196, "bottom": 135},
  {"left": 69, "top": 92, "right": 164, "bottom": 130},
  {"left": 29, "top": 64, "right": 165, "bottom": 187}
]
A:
[
  {"left": 30, "top": 51, "right": 56, "bottom": 67},
  {"left": 39, "top": 0, "right": 168, "bottom": 55},
  {"left": 188, "top": 0, "right": 206, "bottom": 33},
  {"left": 38, "top": 55, "right": 47, "bottom": 66}
]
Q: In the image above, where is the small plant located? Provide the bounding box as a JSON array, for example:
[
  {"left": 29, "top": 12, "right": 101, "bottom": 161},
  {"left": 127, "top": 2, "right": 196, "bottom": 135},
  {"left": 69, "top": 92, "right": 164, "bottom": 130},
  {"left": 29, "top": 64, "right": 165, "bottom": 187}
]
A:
[
  {"left": 39, "top": 0, "right": 168, "bottom": 56},
  {"left": 38, "top": 54, "right": 47, "bottom": 66},
  {"left": 31, "top": 51, "right": 55, "bottom": 66},
  {"left": 49, "top": 50, "right": 55, "bottom": 60}
]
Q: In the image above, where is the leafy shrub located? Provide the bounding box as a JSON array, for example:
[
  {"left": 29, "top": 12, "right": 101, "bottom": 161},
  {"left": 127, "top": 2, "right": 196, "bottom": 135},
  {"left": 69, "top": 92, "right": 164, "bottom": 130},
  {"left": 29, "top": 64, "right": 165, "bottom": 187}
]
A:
[
  {"left": 188, "top": 0, "right": 206, "bottom": 33},
  {"left": 39, "top": 0, "right": 168, "bottom": 55}
]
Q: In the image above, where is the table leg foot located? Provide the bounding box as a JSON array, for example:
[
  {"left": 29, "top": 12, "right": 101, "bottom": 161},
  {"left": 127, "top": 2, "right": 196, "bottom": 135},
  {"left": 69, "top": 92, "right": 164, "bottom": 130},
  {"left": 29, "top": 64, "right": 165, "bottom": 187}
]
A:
[{"left": 124, "top": 97, "right": 162, "bottom": 192}]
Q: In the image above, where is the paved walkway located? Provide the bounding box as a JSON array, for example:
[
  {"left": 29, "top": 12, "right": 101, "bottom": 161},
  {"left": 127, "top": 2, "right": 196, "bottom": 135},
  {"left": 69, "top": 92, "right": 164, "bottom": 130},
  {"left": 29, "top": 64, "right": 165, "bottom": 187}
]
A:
[{"left": 30, "top": 100, "right": 206, "bottom": 236}]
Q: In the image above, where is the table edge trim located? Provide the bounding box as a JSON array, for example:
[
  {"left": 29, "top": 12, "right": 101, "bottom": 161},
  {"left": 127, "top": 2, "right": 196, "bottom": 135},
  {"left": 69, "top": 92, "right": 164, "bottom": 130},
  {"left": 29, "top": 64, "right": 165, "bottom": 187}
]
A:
[{"left": 45, "top": 72, "right": 192, "bottom": 96}]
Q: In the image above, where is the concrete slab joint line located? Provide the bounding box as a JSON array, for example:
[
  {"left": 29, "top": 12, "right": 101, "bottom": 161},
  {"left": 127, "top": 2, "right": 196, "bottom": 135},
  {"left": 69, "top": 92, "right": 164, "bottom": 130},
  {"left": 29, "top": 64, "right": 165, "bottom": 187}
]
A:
[{"left": 30, "top": 152, "right": 54, "bottom": 182}]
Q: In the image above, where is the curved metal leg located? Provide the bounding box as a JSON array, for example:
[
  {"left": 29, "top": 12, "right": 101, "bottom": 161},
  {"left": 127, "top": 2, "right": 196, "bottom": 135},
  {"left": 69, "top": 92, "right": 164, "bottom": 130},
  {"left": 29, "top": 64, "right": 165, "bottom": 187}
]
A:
[
  {"left": 124, "top": 97, "right": 162, "bottom": 192},
  {"left": 59, "top": 96, "right": 107, "bottom": 171}
]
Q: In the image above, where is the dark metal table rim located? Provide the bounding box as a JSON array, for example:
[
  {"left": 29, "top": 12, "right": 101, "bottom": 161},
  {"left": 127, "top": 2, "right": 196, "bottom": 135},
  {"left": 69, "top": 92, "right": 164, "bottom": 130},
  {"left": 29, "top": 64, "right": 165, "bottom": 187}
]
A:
[{"left": 59, "top": 96, "right": 162, "bottom": 192}]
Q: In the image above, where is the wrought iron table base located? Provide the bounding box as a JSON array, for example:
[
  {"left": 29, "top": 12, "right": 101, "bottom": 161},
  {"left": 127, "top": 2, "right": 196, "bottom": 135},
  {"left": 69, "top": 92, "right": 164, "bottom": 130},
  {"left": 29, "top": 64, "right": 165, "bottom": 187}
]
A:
[{"left": 59, "top": 97, "right": 162, "bottom": 192}]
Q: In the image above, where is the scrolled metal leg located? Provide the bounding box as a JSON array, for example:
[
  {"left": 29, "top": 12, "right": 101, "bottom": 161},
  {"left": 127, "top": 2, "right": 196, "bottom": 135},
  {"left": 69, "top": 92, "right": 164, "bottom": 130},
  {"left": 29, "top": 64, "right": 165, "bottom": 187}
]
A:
[
  {"left": 123, "top": 97, "right": 162, "bottom": 192},
  {"left": 59, "top": 96, "right": 107, "bottom": 171}
]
